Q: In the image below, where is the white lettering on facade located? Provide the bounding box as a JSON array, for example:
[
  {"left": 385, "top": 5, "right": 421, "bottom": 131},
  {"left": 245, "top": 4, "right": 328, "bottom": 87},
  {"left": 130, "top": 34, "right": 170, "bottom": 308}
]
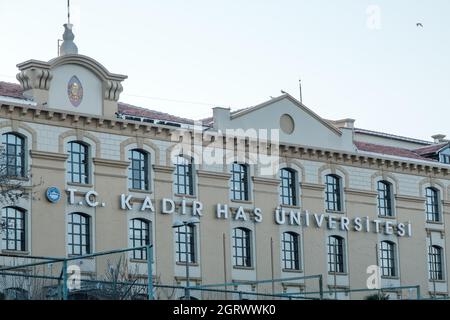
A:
[
  {"left": 162, "top": 198, "right": 175, "bottom": 214},
  {"left": 234, "top": 207, "right": 248, "bottom": 221},
  {"left": 85, "top": 191, "right": 99, "bottom": 207},
  {"left": 216, "top": 204, "right": 228, "bottom": 219},
  {"left": 141, "top": 196, "right": 155, "bottom": 212},
  {"left": 193, "top": 201, "right": 203, "bottom": 216},
  {"left": 121, "top": 194, "right": 133, "bottom": 210}
]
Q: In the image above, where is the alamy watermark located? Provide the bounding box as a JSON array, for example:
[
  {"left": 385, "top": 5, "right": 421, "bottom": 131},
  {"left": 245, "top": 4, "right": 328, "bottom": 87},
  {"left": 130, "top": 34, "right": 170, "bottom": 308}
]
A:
[
  {"left": 366, "top": 5, "right": 382, "bottom": 30},
  {"left": 170, "top": 122, "right": 281, "bottom": 176}
]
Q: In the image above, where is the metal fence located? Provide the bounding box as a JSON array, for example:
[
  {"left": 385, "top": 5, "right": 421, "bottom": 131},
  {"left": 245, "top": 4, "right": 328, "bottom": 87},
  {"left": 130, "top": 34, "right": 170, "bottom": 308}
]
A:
[{"left": 0, "top": 246, "right": 444, "bottom": 300}]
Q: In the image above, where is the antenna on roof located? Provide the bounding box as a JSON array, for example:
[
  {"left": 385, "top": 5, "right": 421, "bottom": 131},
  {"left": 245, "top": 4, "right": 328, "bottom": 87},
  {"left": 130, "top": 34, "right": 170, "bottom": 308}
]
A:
[{"left": 299, "top": 79, "right": 303, "bottom": 103}]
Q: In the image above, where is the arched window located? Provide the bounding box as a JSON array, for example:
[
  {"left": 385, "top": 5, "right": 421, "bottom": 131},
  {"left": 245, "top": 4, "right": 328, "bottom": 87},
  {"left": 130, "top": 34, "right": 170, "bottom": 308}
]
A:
[
  {"left": 174, "top": 155, "right": 194, "bottom": 195},
  {"left": 129, "top": 219, "right": 151, "bottom": 260},
  {"left": 325, "top": 175, "right": 342, "bottom": 211},
  {"left": 425, "top": 188, "right": 440, "bottom": 222},
  {"left": 231, "top": 163, "right": 249, "bottom": 201},
  {"left": 1, "top": 207, "right": 26, "bottom": 252},
  {"left": 233, "top": 227, "right": 252, "bottom": 267},
  {"left": 379, "top": 241, "right": 396, "bottom": 277},
  {"left": 282, "top": 232, "right": 300, "bottom": 270},
  {"left": 175, "top": 224, "right": 196, "bottom": 263},
  {"left": 327, "top": 236, "right": 345, "bottom": 273},
  {"left": 429, "top": 245, "right": 444, "bottom": 281},
  {"left": 377, "top": 181, "right": 393, "bottom": 217},
  {"left": 280, "top": 168, "right": 297, "bottom": 206},
  {"left": 128, "top": 149, "right": 149, "bottom": 190},
  {"left": 67, "top": 141, "right": 89, "bottom": 184},
  {"left": 1, "top": 133, "right": 25, "bottom": 178},
  {"left": 68, "top": 213, "right": 91, "bottom": 256}
]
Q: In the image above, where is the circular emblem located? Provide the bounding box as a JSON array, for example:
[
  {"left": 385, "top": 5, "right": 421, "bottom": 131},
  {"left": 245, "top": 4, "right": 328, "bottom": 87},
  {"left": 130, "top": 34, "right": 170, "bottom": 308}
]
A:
[
  {"left": 46, "top": 187, "right": 61, "bottom": 204},
  {"left": 68, "top": 75, "right": 83, "bottom": 107}
]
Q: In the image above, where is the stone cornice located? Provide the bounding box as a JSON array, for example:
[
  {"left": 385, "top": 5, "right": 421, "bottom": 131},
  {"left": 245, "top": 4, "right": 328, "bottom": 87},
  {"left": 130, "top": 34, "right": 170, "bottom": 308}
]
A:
[
  {"left": 92, "top": 158, "right": 129, "bottom": 169},
  {"left": 152, "top": 165, "right": 175, "bottom": 174},
  {"left": 395, "top": 195, "right": 425, "bottom": 203},
  {"left": 197, "top": 170, "right": 231, "bottom": 180},
  {"left": 252, "top": 176, "right": 280, "bottom": 186},
  {"left": 300, "top": 182, "right": 325, "bottom": 191},
  {"left": 344, "top": 188, "right": 378, "bottom": 197},
  {"left": 0, "top": 103, "right": 175, "bottom": 140},
  {"left": 29, "top": 150, "right": 68, "bottom": 161},
  {"left": 2, "top": 102, "right": 450, "bottom": 179}
]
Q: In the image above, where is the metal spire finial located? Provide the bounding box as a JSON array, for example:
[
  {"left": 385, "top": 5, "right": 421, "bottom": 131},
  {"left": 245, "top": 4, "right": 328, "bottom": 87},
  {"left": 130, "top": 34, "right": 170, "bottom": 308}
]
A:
[{"left": 68, "top": 0, "right": 71, "bottom": 24}]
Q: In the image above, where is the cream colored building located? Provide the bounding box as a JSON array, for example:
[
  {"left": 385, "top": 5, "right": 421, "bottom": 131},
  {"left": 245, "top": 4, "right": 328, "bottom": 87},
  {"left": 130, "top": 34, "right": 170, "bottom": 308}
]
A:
[{"left": 0, "top": 24, "right": 449, "bottom": 300}]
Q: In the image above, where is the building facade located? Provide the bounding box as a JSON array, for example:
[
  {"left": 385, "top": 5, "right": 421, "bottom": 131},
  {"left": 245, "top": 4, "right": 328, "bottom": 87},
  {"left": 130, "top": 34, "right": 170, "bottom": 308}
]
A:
[{"left": 0, "top": 25, "right": 450, "bottom": 300}]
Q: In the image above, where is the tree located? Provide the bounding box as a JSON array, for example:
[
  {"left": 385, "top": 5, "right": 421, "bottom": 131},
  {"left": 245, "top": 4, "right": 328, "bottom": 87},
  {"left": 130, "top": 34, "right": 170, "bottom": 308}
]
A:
[
  {"left": 0, "top": 147, "right": 29, "bottom": 206},
  {"left": 0, "top": 145, "right": 42, "bottom": 234}
]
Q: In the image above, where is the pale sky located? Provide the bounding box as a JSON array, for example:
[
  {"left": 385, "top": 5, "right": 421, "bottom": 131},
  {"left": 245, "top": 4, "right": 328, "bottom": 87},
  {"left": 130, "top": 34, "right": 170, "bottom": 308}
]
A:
[{"left": 0, "top": 0, "right": 449, "bottom": 141}]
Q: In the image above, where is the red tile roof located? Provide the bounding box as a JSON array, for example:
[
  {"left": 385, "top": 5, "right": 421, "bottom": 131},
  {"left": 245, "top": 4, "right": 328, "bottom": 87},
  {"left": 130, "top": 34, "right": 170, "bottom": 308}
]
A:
[
  {"left": 0, "top": 81, "right": 24, "bottom": 99},
  {"left": 354, "top": 141, "right": 435, "bottom": 162},
  {"left": 414, "top": 143, "right": 449, "bottom": 156},
  {"left": 0, "top": 81, "right": 445, "bottom": 162},
  {"left": 0, "top": 81, "right": 195, "bottom": 124},
  {"left": 118, "top": 102, "right": 194, "bottom": 125}
]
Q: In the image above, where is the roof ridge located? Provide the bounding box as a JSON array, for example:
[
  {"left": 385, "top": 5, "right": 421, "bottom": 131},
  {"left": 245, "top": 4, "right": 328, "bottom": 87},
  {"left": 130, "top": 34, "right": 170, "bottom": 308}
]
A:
[
  {"left": 354, "top": 127, "right": 432, "bottom": 145},
  {"left": 354, "top": 140, "right": 435, "bottom": 162}
]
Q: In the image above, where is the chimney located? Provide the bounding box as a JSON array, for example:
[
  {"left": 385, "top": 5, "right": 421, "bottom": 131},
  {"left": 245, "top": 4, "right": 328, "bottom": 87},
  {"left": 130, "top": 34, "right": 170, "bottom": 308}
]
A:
[
  {"left": 212, "top": 107, "right": 231, "bottom": 130},
  {"left": 431, "top": 134, "right": 447, "bottom": 144},
  {"left": 333, "top": 118, "right": 355, "bottom": 129}
]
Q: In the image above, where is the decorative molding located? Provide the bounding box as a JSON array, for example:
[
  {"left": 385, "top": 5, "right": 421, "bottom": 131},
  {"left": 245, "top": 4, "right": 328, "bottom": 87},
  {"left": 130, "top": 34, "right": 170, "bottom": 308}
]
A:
[
  {"left": 395, "top": 195, "right": 425, "bottom": 203},
  {"left": 29, "top": 150, "right": 68, "bottom": 161},
  {"left": 344, "top": 188, "right": 377, "bottom": 197},
  {"left": 300, "top": 183, "right": 325, "bottom": 191},
  {"left": 197, "top": 170, "right": 231, "bottom": 180},
  {"left": 2, "top": 102, "right": 450, "bottom": 182},
  {"left": 92, "top": 158, "right": 129, "bottom": 169},
  {"left": 252, "top": 176, "right": 280, "bottom": 186},
  {"left": 152, "top": 164, "right": 175, "bottom": 174}
]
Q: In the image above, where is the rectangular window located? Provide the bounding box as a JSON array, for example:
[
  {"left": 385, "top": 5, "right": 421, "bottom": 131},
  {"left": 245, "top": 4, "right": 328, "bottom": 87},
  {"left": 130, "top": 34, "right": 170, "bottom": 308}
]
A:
[
  {"left": 175, "top": 225, "right": 196, "bottom": 263},
  {"left": 429, "top": 246, "right": 444, "bottom": 281},
  {"left": 174, "top": 156, "right": 194, "bottom": 195},
  {"left": 426, "top": 188, "right": 440, "bottom": 222},
  {"left": 128, "top": 150, "right": 149, "bottom": 190},
  {"left": 1, "top": 207, "right": 26, "bottom": 252},
  {"left": 377, "top": 181, "right": 393, "bottom": 217},
  {"left": 380, "top": 241, "right": 396, "bottom": 277},
  {"left": 328, "top": 236, "right": 345, "bottom": 273},
  {"left": 67, "top": 142, "right": 89, "bottom": 184},
  {"left": 233, "top": 228, "right": 252, "bottom": 267},
  {"left": 129, "top": 219, "right": 151, "bottom": 260},
  {"left": 440, "top": 154, "right": 450, "bottom": 164},
  {"left": 231, "top": 163, "right": 249, "bottom": 201},
  {"left": 68, "top": 213, "right": 90, "bottom": 256},
  {"left": 2, "top": 133, "right": 25, "bottom": 178},
  {"left": 280, "top": 169, "right": 297, "bottom": 206},
  {"left": 325, "top": 175, "right": 341, "bottom": 211},
  {"left": 282, "top": 232, "right": 300, "bottom": 270}
]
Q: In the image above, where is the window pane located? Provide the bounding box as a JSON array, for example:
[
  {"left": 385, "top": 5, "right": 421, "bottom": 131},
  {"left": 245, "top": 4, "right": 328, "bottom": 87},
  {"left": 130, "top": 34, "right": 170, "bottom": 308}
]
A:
[
  {"left": 68, "top": 213, "right": 90, "bottom": 256},
  {"left": 231, "top": 163, "right": 249, "bottom": 201},
  {"left": 233, "top": 228, "right": 252, "bottom": 267},
  {"left": 67, "top": 142, "right": 89, "bottom": 184},
  {"left": 1, "top": 208, "right": 26, "bottom": 251},
  {"left": 128, "top": 150, "right": 149, "bottom": 190},
  {"left": 174, "top": 156, "right": 194, "bottom": 195},
  {"left": 1, "top": 133, "right": 25, "bottom": 178}
]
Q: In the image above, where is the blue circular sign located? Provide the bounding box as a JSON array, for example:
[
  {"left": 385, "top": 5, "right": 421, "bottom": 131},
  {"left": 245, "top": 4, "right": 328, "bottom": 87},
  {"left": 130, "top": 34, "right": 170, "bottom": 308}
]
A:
[{"left": 46, "top": 187, "right": 61, "bottom": 203}]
